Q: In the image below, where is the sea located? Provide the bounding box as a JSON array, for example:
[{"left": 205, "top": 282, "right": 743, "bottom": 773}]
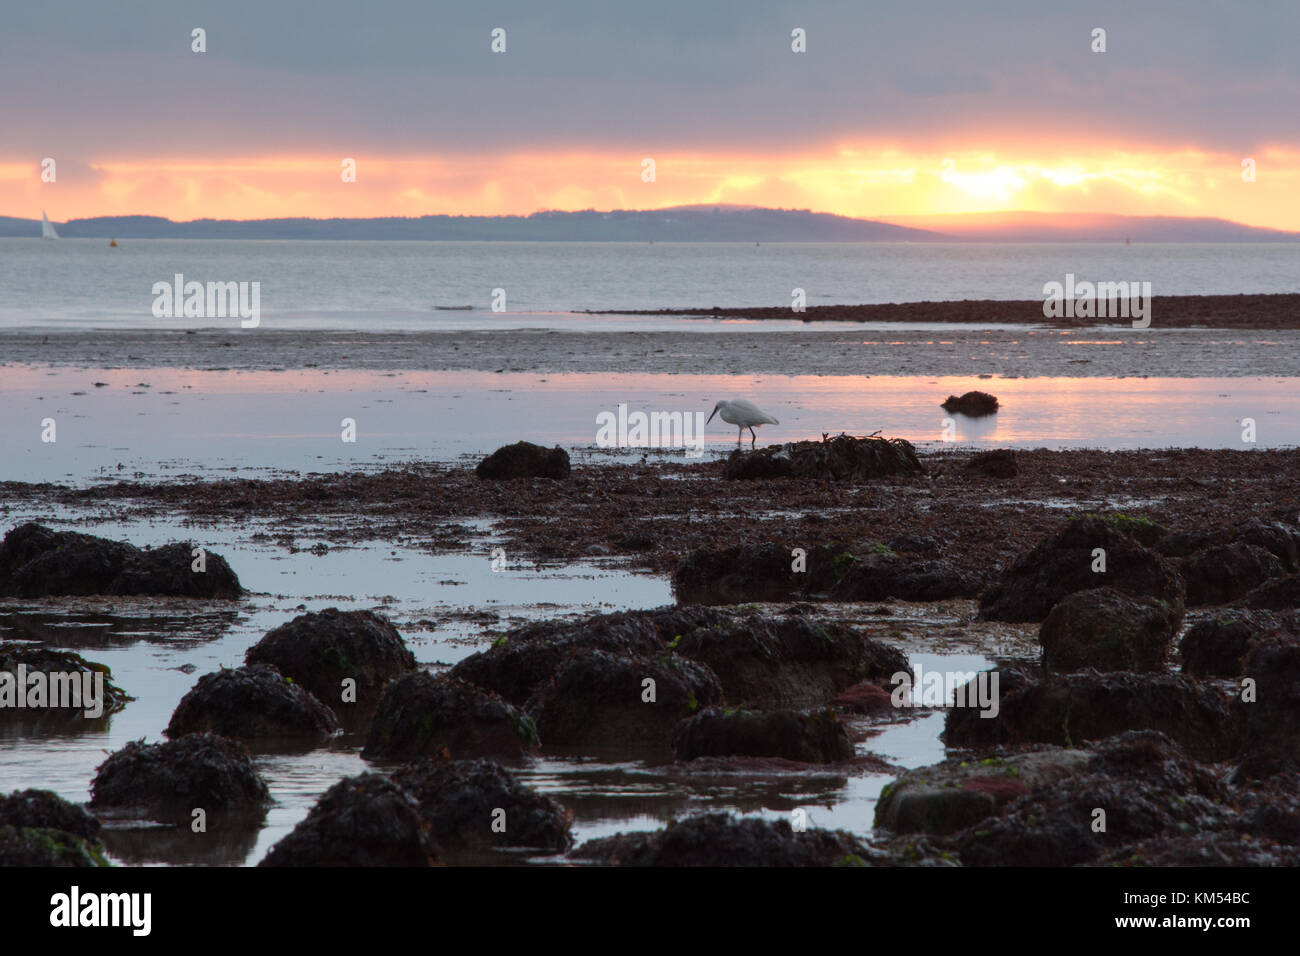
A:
[{"left": 1, "top": 238, "right": 1297, "bottom": 329}]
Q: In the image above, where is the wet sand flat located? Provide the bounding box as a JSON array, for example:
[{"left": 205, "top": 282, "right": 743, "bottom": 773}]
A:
[{"left": 3, "top": 325, "right": 1300, "bottom": 377}]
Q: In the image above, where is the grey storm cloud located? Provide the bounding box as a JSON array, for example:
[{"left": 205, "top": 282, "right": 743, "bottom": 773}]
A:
[{"left": 2, "top": 0, "right": 1297, "bottom": 157}]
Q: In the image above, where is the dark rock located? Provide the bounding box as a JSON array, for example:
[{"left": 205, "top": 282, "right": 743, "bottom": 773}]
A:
[
  {"left": 1243, "top": 572, "right": 1300, "bottom": 611},
  {"left": 449, "top": 607, "right": 678, "bottom": 705},
  {"left": 1237, "top": 517, "right": 1300, "bottom": 571},
  {"left": 1157, "top": 528, "right": 1218, "bottom": 558},
  {"left": 955, "top": 731, "right": 1231, "bottom": 866},
  {"left": 944, "top": 670, "right": 1242, "bottom": 762},
  {"left": 673, "top": 539, "right": 980, "bottom": 605},
  {"left": 1097, "top": 831, "right": 1300, "bottom": 866},
  {"left": 829, "top": 553, "right": 984, "bottom": 602},
  {"left": 941, "top": 391, "right": 999, "bottom": 416},
  {"left": 475, "top": 441, "right": 570, "bottom": 480},
  {"left": 671, "top": 541, "right": 804, "bottom": 604},
  {"left": 362, "top": 673, "right": 538, "bottom": 759},
  {"left": 1181, "top": 609, "right": 1293, "bottom": 677},
  {"left": 529, "top": 649, "right": 721, "bottom": 751},
  {"left": 0, "top": 789, "right": 101, "bottom": 840},
  {"left": 669, "top": 611, "right": 909, "bottom": 708},
  {"left": 673, "top": 708, "right": 854, "bottom": 764},
  {"left": 1179, "top": 542, "right": 1283, "bottom": 606},
  {"left": 90, "top": 734, "right": 269, "bottom": 824},
  {"left": 0, "top": 522, "right": 241, "bottom": 598},
  {"left": 832, "top": 681, "right": 896, "bottom": 715},
  {"left": 875, "top": 748, "right": 1091, "bottom": 836},
  {"left": 886, "top": 533, "right": 939, "bottom": 554},
  {"left": 964, "top": 449, "right": 1018, "bottom": 478},
  {"left": 723, "top": 433, "right": 924, "bottom": 481},
  {"left": 0, "top": 643, "right": 131, "bottom": 729},
  {"left": 0, "top": 826, "right": 109, "bottom": 867},
  {"left": 979, "top": 515, "right": 1185, "bottom": 622},
  {"left": 1240, "top": 636, "right": 1300, "bottom": 758},
  {"left": 1038, "top": 586, "right": 1180, "bottom": 673},
  {"left": 571, "top": 812, "right": 871, "bottom": 866},
  {"left": 258, "top": 774, "right": 439, "bottom": 866},
  {"left": 957, "top": 776, "right": 1229, "bottom": 867},
  {"left": 392, "top": 758, "right": 572, "bottom": 852},
  {"left": 165, "top": 665, "right": 340, "bottom": 745},
  {"left": 453, "top": 605, "right": 906, "bottom": 711},
  {"left": 245, "top": 608, "right": 416, "bottom": 719}
]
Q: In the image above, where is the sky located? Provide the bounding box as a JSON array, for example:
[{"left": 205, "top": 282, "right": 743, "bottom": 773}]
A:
[{"left": 3, "top": 0, "right": 1299, "bottom": 228}]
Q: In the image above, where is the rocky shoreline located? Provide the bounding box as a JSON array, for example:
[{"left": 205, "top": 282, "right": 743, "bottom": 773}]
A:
[{"left": 3, "top": 441, "right": 1300, "bottom": 866}]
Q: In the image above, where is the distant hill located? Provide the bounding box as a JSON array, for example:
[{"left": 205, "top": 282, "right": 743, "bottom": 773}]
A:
[
  {"left": 1, "top": 207, "right": 1294, "bottom": 242},
  {"left": 880, "top": 211, "right": 1300, "bottom": 242},
  {"left": 0, "top": 207, "right": 943, "bottom": 242}
]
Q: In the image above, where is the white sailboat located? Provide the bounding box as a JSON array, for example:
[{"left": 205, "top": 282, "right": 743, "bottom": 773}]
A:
[{"left": 41, "top": 210, "right": 59, "bottom": 240}]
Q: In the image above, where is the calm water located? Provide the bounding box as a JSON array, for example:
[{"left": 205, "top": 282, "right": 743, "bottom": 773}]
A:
[
  {"left": 2, "top": 368, "right": 1294, "bottom": 483},
  {"left": 1, "top": 239, "right": 1296, "bottom": 330}
]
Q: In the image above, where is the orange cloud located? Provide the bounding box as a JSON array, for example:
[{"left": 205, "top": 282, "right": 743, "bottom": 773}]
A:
[{"left": 7, "top": 141, "right": 1300, "bottom": 230}]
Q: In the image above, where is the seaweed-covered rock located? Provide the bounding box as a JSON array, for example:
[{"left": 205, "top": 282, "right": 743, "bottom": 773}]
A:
[
  {"left": 1038, "top": 586, "right": 1180, "bottom": 673},
  {"left": 392, "top": 758, "right": 572, "bottom": 852},
  {"left": 953, "top": 731, "right": 1231, "bottom": 867},
  {"left": 245, "top": 608, "right": 416, "bottom": 718},
  {"left": 452, "top": 605, "right": 906, "bottom": 711},
  {"left": 259, "top": 774, "right": 438, "bottom": 867},
  {"left": 828, "top": 553, "right": 984, "bottom": 602},
  {"left": 957, "top": 775, "right": 1229, "bottom": 867},
  {"left": 875, "top": 748, "right": 1092, "bottom": 836},
  {"left": 529, "top": 649, "right": 721, "bottom": 750},
  {"left": 0, "top": 643, "right": 131, "bottom": 729},
  {"left": 1181, "top": 609, "right": 1293, "bottom": 677},
  {"left": 1240, "top": 636, "right": 1300, "bottom": 758},
  {"left": 1243, "top": 572, "right": 1300, "bottom": 611},
  {"left": 1097, "top": 831, "right": 1300, "bottom": 867},
  {"left": 944, "top": 670, "right": 1242, "bottom": 762},
  {"left": 673, "top": 708, "right": 854, "bottom": 764},
  {"left": 673, "top": 540, "right": 980, "bottom": 606},
  {"left": 449, "top": 607, "right": 681, "bottom": 705},
  {"left": 669, "top": 611, "right": 909, "bottom": 708},
  {"left": 362, "top": 673, "right": 538, "bottom": 759},
  {"left": 1237, "top": 517, "right": 1300, "bottom": 572},
  {"left": 0, "top": 789, "right": 101, "bottom": 840},
  {"left": 0, "top": 826, "right": 110, "bottom": 867},
  {"left": 671, "top": 541, "right": 806, "bottom": 604},
  {"left": 572, "top": 812, "right": 871, "bottom": 866},
  {"left": 979, "top": 515, "right": 1185, "bottom": 622},
  {"left": 832, "top": 681, "right": 896, "bottom": 715},
  {"left": 1179, "top": 542, "right": 1283, "bottom": 606},
  {"left": 724, "top": 434, "right": 923, "bottom": 481},
  {"left": 964, "top": 448, "right": 1018, "bottom": 478},
  {"left": 90, "top": 734, "right": 269, "bottom": 824},
  {"left": 941, "top": 391, "right": 999, "bottom": 416},
  {"left": 475, "top": 441, "right": 570, "bottom": 480},
  {"left": 165, "top": 665, "right": 339, "bottom": 745},
  {"left": 0, "top": 522, "right": 241, "bottom": 598},
  {"left": 0, "top": 789, "right": 109, "bottom": 867}
]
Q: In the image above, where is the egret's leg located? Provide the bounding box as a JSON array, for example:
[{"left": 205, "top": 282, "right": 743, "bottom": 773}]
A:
[
  {"left": 737, "top": 426, "right": 744, "bottom": 443},
  {"left": 749, "top": 426, "right": 758, "bottom": 443}
]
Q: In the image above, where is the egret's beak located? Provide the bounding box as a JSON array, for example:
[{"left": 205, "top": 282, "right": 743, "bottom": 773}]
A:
[{"left": 706, "top": 407, "right": 718, "bottom": 424}]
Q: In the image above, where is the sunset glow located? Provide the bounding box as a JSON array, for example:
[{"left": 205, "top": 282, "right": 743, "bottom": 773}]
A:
[{"left": 8, "top": 144, "right": 1300, "bottom": 230}]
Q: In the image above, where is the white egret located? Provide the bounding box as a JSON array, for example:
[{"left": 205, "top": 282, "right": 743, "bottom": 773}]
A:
[{"left": 707, "top": 398, "right": 780, "bottom": 445}]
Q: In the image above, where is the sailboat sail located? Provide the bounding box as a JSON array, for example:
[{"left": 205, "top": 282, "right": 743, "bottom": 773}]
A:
[{"left": 41, "top": 210, "right": 59, "bottom": 240}]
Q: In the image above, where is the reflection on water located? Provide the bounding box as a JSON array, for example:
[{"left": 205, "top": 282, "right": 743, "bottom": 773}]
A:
[{"left": 2, "top": 367, "right": 1295, "bottom": 483}]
